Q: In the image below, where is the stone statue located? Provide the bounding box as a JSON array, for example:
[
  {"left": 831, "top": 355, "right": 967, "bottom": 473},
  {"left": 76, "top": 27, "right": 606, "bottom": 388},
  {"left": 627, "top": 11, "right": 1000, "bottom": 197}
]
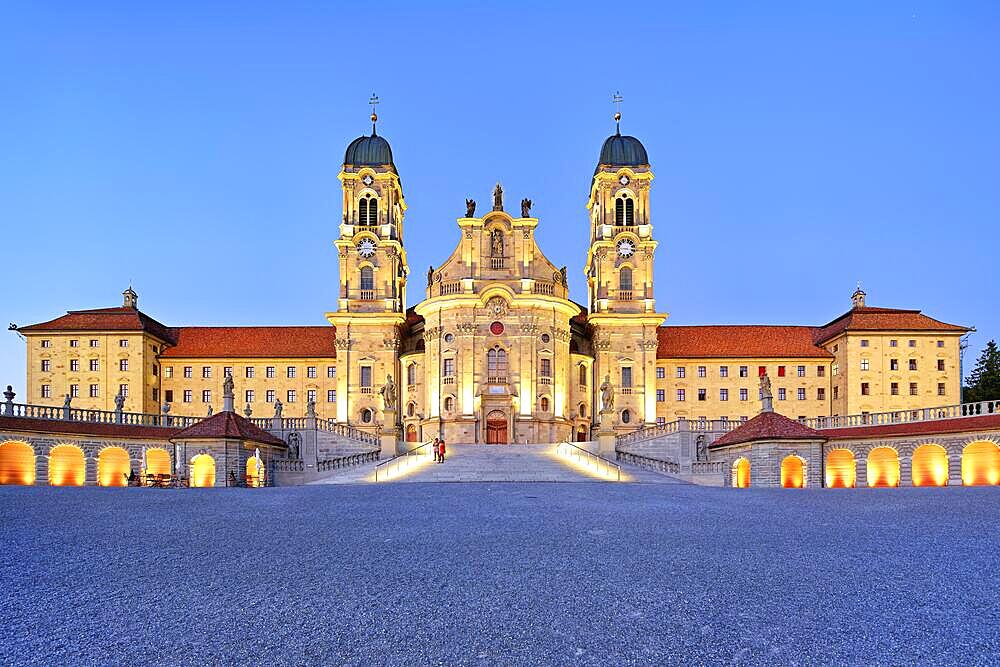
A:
[
  {"left": 223, "top": 373, "right": 234, "bottom": 397},
  {"left": 244, "top": 403, "right": 253, "bottom": 418},
  {"left": 162, "top": 402, "right": 171, "bottom": 414},
  {"left": 465, "top": 198, "right": 476, "bottom": 217},
  {"left": 427, "top": 265, "right": 434, "bottom": 288},
  {"left": 379, "top": 374, "right": 396, "bottom": 410},
  {"left": 114, "top": 392, "right": 125, "bottom": 412},
  {"left": 491, "top": 229, "right": 504, "bottom": 257},
  {"left": 520, "top": 198, "right": 532, "bottom": 217},
  {"left": 207, "top": 405, "right": 213, "bottom": 417},
  {"left": 63, "top": 394, "right": 72, "bottom": 409},
  {"left": 274, "top": 398, "right": 283, "bottom": 418},
  {"left": 492, "top": 183, "right": 503, "bottom": 211},
  {"left": 696, "top": 435, "right": 708, "bottom": 462},
  {"left": 254, "top": 447, "right": 263, "bottom": 482},
  {"left": 560, "top": 266, "right": 567, "bottom": 286},
  {"left": 759, "top": 372, "right": 773, "bottom": 400},
  {"left": 599, "top": 374, "right": 615, "bottom": 413},
  {"left": 306, "top": 395, "right": 316, "bottom": 418}
]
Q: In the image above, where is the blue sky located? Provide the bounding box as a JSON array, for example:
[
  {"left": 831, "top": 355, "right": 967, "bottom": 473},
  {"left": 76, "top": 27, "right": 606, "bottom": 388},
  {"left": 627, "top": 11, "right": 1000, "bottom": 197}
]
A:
[{"left": 1, "top": 2, "right": 997, "bottom": 390}]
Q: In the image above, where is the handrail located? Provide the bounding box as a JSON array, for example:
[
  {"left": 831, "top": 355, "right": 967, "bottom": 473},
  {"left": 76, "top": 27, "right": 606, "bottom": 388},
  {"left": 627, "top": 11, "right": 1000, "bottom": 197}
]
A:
[
  {"left": 374, "top": 440, "right": 433, "bottom": 482},
  {"left": 555, "top": 441, "right": 621, "bottom": 481},
  {"left": 616, "top": 450, "right": 680, "bottom": 475}
]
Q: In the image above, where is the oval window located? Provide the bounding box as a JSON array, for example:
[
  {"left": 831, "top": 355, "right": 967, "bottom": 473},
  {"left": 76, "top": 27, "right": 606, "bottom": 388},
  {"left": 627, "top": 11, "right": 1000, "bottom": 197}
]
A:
[
  {"left": 541, "top": 333, "right": 550, "bottom": 344},
  {"left": 361, "top": 408, "right": 373, "bottom": 423},
  {"left": 444, "top": 333, "right": 454, "bottom": 343},
  {"left": 621, "top": 409, "right": 631, "bottom": 424}
]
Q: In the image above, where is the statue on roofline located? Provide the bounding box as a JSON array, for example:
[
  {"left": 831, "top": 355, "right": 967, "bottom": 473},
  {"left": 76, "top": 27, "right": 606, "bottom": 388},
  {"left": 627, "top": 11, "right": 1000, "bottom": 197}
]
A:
[
  {"left": 520, "top": 198, "right": 532, "bottom": 217},
  {"left": 465, "top": 199, "right": 476, "bottom": 217},
  {"left": 492, "top": 183, "right": 503, "bottom": 211}
]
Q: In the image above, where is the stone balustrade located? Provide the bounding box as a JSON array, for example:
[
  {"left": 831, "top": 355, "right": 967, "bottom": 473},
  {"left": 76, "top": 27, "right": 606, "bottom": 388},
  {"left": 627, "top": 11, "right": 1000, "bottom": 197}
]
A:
[
  {"left": 616, "top": 451, "right": 680, "bottom": 475},
  {"left": 803, "top": 399, "right": 1000, "bottom": 430}
]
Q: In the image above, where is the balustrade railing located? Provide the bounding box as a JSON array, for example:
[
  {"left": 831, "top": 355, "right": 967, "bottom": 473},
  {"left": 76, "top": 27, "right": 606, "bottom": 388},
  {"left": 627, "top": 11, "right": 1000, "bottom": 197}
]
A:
[
  {"left": 317, "top": 450, "right": 379, "bottom": 472},
  {"left": 804, "top": 399, "right": 1000, "bottom": 430},
  {"left": 440, "top": 281, "right": 463, "bottom": 296},
  {"left": 616, "top": 450, "right": 679, "bottom": 475},
  {"left": 2, "top": 402, "right": 202, "bottom": 428},
  {"left": 533, "top": 281, "right": 555, "bottom": 295},
  {"left": 490, "top": 257, "right": 506, "bottom": 270},
  {"left": 691, "top": 461, "right": 725, "bottom": 475}
]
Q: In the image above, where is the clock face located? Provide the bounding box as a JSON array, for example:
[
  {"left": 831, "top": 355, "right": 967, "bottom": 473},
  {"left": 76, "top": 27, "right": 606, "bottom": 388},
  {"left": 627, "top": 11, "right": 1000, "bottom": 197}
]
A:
[
  {"left": 357, "top": 239, "right": 376, "bottom": 257},
  {"left": 362, "top": 174, "right": 374, "bottom": 186},
  {"left": 619, "top": 174, "right": 630, "bottom": 186},
  {"left": 490, "top": 321, "right": 505, "bottom": 336},
  {"left": 616, "top": 239, "right": 635, "bottom": 258}
]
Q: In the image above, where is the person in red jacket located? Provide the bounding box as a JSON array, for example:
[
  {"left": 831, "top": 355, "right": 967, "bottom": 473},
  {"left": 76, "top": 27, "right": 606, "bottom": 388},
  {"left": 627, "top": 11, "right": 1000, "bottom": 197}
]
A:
[{"left": 438, "top": 439, "right": 446, "bottom": 463}]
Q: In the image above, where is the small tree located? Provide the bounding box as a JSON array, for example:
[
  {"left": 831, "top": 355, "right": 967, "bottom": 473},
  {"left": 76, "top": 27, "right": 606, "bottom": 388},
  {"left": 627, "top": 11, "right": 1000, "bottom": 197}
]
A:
[{"left": 965, "top": 340, "right": 1000, "bottom": 402}]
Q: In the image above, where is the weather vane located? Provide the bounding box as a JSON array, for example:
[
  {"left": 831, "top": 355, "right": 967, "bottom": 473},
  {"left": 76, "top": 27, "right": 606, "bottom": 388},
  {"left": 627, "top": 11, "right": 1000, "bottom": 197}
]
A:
[
  {"left": 369, "top": 92, "right": 379, "bottom": 133},
  {"left": 612, "top": 91, "right": 623, "bottom": 131}
]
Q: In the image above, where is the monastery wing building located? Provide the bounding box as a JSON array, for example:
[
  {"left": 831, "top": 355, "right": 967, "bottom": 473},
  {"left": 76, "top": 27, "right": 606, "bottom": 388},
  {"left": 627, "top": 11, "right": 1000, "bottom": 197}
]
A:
[{"left": 16, "top": 115, "right": 971, "bottom": 445}]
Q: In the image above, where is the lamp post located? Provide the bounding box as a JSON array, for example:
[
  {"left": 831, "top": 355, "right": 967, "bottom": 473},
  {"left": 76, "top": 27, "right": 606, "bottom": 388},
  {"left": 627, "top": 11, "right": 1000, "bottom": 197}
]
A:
[{"left": 959, "top": 329, "right": 976, "bottom": 404}]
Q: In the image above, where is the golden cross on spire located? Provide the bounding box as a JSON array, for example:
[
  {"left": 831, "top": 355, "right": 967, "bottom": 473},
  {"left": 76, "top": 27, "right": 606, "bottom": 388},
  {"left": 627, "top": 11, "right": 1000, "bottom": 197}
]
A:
[
  {"left": 369, "top": 92, "right": 379, "bottom": 133},
  {"left": 612, "top": 91, "right": 623, "bottom": 132}
]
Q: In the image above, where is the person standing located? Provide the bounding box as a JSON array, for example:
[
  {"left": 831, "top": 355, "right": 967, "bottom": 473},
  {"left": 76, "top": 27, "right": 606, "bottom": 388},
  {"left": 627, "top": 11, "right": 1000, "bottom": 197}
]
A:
[
  {"left": 438, "top": 438, "right": 446, "bottom": 464},
  {"left": 432, "top": 437, "right": 440, "bottom": 463}
]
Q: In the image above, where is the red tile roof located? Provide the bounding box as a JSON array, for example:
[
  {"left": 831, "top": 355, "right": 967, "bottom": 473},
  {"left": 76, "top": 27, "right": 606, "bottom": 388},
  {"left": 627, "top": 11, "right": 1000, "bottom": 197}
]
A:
[
  {"left": 160, "top": 326, "right": 337, "bottom": 359},
  {"left": 657, "top": 326, "right": 833, "bottom": 359},
  {"left": 18, "top": 307, "right": 175, "bottom": 344},
  {"left": 814, "top": 307, "right": 968, "bottom": 344},
  {"left": 0, "top": 415, "right": 178, "bottom": 440},
  {"left": 171, "top": 411, "right": 285, "bottom": 446},
  {"left": 822, "top": 413, "right": 1000, "bottom": 441},
  {"left": 710, "top": 411, "right": 822, "bottom": 447}
]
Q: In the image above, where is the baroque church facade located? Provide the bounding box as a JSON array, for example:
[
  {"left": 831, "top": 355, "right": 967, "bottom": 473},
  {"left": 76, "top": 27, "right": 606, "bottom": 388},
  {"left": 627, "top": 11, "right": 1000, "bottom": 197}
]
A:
[{"left": 17, "top": 113, "right": 971, "bottom": 445}]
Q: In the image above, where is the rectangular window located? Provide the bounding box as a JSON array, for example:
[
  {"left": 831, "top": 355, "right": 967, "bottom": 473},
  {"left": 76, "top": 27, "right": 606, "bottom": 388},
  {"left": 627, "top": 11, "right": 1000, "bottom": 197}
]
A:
[
  {"left": 817, "top": 388, "right": 826, "bottom": 400},
  {"left": 621, "top": 367, "right": 633, "bottom": 387},
  {"left": 119, "top": 383, "right": 129, "bottom": 397},
  {"left": 797, "top": 388, "right": 806, "bottom": 400},
  {"left": 697, "top": 366, "right": 706, "bottom": 378},
  {"left": 306, "top": 366, "right": 316, "bottom": 378},
  {"left": 937, "top": 340, "right": 945, "bottom": 348},
  {"left": 697, "top": 388, "right": 706, "bottom": 401},
  {"left": 720, "top": 366, "right": 729, "bottom": 378},
  {"left": 246, "top": 390, "right": 255, "bottom": 403},
  {"left": 152, "top": 388, "right": 159, "bottom": 402},
  {"left": 307, "top": 389, "right": 316, "bottom": 403},
  {"left": 119, "top": 359, "right": 129, "bottom": 372},
  {"left": 817, "top": 365, "right": 825, "bottom": 377},
  {"left": 327, "top": 366, "right": 336, "bottom": 378},
  {"left": 70, "top": 359, "right": 79, "bottom": 372},
  {"left": 266, "top": 366, "right": 275, "bottom": 379},
  {"left": 361, "top": 365, "right": 374, "bottom": 386},
  {"left": 287, "top": 390, "right": 297, "bottom": 403},
  {"left": 656, "top": 389, "right": 665, "bottom": 402},
  {"left": 861, "top": 382, "right": 870, "bottom": 396},
  {"left": 327, "top": 390, "right": 336, "bottom": 403},
  {"left": 202, "top": 366, "right": 211, "bottom": 378},
  {"left": 833, "top": 386, "right": 839, "bottom": 400},
  {"left": 184, "top": 366, "right": 193, "bottom": 378},
  {"left": 758, "top": 366, "right": 767, "bottom": 377},
  {"left": 245, "top": 366, "right": 255, "bottom": 379},
  {"left": 540, "top": 358, "right": 552, "bottom": 377},
  {"left": 70, "top": 339, "right": 79, "bottom": 348},
  {"left": 937, "top": 359, "right": 945, "bottom": 371},
  {"left": 656, "top": 367, "right": 665, "bottom": 379},
  {"left": 165, "top": 390, "right": 173, "bottom": 403},
  {"left": 676, "top": 367, "right": 686, "bottom": 379},
  {"left": 266, "top": 389, "right": 275, "bottom": 403},
  {"left": 778, "top": 388, "right": 786, "bottom": 401},
  {"left": 287, "top": 367, "right": 296, "bottom": 379},
  {"left": 152, "top": 345, "right": 158, "bottom": 354},
  {"left": 777, "top": 366, "right": 786, "bottom": 377},
  {"left": 202, "top": 390, "right": 211, "bottom": 403},
  {"left": 443, "top": 359, "right": 454, "bottom": 377},
  {"left": 739, "top": 366, "right": 749, "bottom": 378},
  {"left": 720, "top": 388, "right": 729, "bottom": 401},
  {"left": 938, "top": 382, "right": 946, "bottom": 396},
  {"left": 910, "top": 382, "right": 918, "bottom": 396},
  {"left": 89, "top": 339, "right": 99, "bottom": 347},
  {"left": 860, "top": 359, "right": 869, "bottom": 371},
  {"left": 41, "top": 384, "right": 51, "bottom": 398},
  {"left": 739, "top": 388, "right": 748, "bottom": 401},
  {"left": 860, "top": 339, "right": 869, "bottom": 347},
  {"left": 890, "top": 339, "right": 897, "bottom": 347},
  {"left": 890, "top": 359, "right": 899, "bottom": 371},
  {"left": 41, "top": 340, "right": 51, "bottom": 348},
  {"left": 656, "top": 417, "right": 666, "bottom": 426},
  {"left": 832, "top": 363, "right": 839, "bottom": 376},
  {"left": 797, "top": 365, "right": 805, "bottom": 377},
  {"left": 890, "top": 382, "right": 899, "bottom": 395},
  {"left": 909, "top": 359, "right": 918, "bottom": 371},
  {"left": 676, "top": 389, "right": 686, "bottom": 402},
  {"left": 183, "top": 390, "right": 192, "bottom": 403},
  {"left": 119, "top": 339, "right": 128, "bottom": 348},
  {"left": 89, "top": 384, "right": 99, "bottom": 398},
  {"left": 164, "top": 365, "right": 172, "bottom": 378},
  {"left": 41, "top": 360, "right": 51, "bottom": 372},
  {"left": 152, "top": 364, "right": 158, "bottom": 377},
  {"left": 909, "top": 339, "right": 917, "bottom": 348}
]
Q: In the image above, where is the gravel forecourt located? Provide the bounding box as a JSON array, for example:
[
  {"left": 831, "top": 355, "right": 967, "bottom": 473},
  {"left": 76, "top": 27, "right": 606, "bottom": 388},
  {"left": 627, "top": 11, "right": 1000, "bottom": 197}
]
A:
[{"left": 1, "top": 484, "right": 998, "bottom": 666}]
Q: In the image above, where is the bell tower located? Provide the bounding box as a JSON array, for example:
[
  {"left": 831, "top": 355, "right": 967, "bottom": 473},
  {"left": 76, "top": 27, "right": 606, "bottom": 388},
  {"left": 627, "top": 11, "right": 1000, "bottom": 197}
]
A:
[
  {"left": 584, "top": 99, "right": 667, "bottom": 430},
  {"left": 326, "top": 97, "right": 408, "bottom": 432}
]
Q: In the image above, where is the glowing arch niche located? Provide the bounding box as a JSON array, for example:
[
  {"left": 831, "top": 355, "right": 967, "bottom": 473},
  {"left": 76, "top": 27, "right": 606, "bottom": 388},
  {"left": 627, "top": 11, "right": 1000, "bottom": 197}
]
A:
[
  {"left": 0, "top": 441, "right": 35, "bottom": 485},
  {"left": 962, "top": 440, "right": 1000, "bottom": 486},
  {"left": 825, "top": 449, "right": 856, "bottom": 488}
]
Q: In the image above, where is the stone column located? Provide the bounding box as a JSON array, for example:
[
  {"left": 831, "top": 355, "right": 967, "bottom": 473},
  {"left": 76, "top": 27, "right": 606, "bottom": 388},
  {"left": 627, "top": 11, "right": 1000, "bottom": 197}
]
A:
[
  {"left": 854, "top": 454, "right": 867, "bottom": 488},
  {"left": 597, "top": 410, "right": 616, "bottom": 457},
  {"left": 380, "top": 407, "right": 400, "bottom": 458}
]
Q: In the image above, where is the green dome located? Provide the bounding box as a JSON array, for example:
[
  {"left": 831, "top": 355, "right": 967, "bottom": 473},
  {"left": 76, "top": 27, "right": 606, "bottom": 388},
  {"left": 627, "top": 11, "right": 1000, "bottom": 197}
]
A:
[
  {"left": 598, "top": 130, "right": 648, "bottom": 167},
  {"left": 344, "top": 132, "right": 394, "bottom": 167}
]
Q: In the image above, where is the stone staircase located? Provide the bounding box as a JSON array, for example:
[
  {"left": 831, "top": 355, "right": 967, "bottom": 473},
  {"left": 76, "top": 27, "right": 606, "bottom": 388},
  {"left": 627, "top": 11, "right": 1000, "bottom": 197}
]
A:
[{"left": 309, "top": 444, "right": 686, "bottom": 484}]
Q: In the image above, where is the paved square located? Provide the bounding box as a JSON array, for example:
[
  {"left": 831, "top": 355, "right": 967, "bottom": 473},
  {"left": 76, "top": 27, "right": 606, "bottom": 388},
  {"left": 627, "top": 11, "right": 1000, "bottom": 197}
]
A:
[{"left": 1, "top": 484, "right": 997, "bottom": 665}]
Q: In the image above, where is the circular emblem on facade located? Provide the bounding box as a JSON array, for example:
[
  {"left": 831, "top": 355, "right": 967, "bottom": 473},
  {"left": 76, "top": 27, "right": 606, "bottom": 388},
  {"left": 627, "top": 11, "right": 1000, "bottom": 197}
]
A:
[
  {"left": 541, "top": 333, "right": 550, "bottom": 344},
  {"left": 619, "top": 174, "right": 630, "bottom": 186},
  {"left": 444, "top": 333, "right": 454, "bottom": 343},
  {"left": 616, "top": 239, "right": 635, "bottom": 258},
  {"left": 357, "top": 239, "right": 376, "bottom": 257},
  {"left": 362, "top": 174, "right": 374, "bottom": 186},
  {"left": 490, "top": 321, "right": 505, "bottom": 336}
]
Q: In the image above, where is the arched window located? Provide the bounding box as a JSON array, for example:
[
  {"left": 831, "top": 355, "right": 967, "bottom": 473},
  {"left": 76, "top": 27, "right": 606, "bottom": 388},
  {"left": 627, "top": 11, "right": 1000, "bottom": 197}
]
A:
[
  {"left": 487, "top": 347, "right": 507, "bottom": 379},
  {"left": 625, "top": 197, "right": 634, "bottom": 225},
  {"left": 621, "top": 409, "right": 631, "bottom": 424},
  {"left": 619, "top": 267, "right": 632, "bottom": 292},
  {"left": 444, "top": 396, "right": 454, "bottom": 412},
  {"left": 615, "top": 198, "right": 624, "bottom": 225},
  {"left": 359, "top": 193, "right": 378, "bottom": 225},
  {"left": 360, "top": 266, "right": 374, "bottom": 291},
  {"left": 358, "top": 197, "right": 368, "bottom": 225},
  {"left": 540, "top": 397, "right": 549, "bottom": 412},
  {"left": 407, "top": 363, "right": 416, "bottom": 386},
  {"left": 360, "top": 408, "right": 373, "bottom": 424},
  {"left": 579, "top": 365, "right": 587, "bottom": 387},
  {"left": 407, "top": 402, "right": 415, "bottom": 417},
  {"left": 615, "top": 195, "right": 635, "bottom": 225},
  {"left": 579, "top": 403, "right": 586, "bottom": 419}
]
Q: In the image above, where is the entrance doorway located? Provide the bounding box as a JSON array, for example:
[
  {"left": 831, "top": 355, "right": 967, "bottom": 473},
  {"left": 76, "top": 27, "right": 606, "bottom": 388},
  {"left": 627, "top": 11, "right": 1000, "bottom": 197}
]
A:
[
  {"left": 486, "top": 410, "right": 507, "bottom": 444},
  {"left": 406, "top": 424, "right": 418, "bottom": 442}
]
